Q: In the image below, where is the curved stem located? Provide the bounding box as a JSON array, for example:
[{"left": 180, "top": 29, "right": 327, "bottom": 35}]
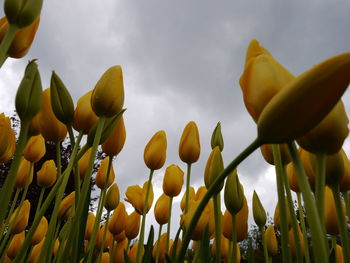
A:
[
  {"left": 213, "top": 193, "right": 222, "bottom": 263},
  {"left": 297, "top": 192, "right": 311, "bottom": 263},
  {"left": 315, "top": 153, "right": 326, "bottom": 227},
  {"left": 184, "top": 163, "right": 192, "bottom": 214},
  {"left": 155, "top": 224, "right": 163, "bottom": 263},
  {"left": 166, "top": 197, "right": 173, "bottom": 252},
  {"left": 0, "top": 23, "right": 18, "bottom": 67}
]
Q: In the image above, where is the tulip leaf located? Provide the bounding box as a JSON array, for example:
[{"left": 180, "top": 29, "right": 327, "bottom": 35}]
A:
[
  {"left": 142, "top": 225, "right": 155, "bottom": 263},
  {"left": 199, "top": 225, "right": 211, "bottom": 263},
  {"left": 171, "top": 225, "right": 183, "bottom": 260}
]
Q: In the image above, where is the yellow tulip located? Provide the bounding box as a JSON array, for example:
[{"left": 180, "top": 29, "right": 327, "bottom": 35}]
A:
[
  {"left": 211, "top": 235, "right": 230, "bottom": 261},
  {"left": 152, "top": 233, "right": 169, "bottom": 263},
  {"left": 9, "top": 200, "right": 31, "bottom": 234},
  {"left": 31, "top": 216, "right": 48, "bottom": 245},
  {"left": 0, "top": 113, "right": 16, "bottom": 163},
  {"left": 115, "top": 230, "right": 127, "bottom": 242},
  {"left": 324, "top": 150, "right": 344, "bottom": 187},
  {"left": 57, "top": 192, "right": 75, "bottom": 220},
  {"left": 324, "top": 186, "right": 346, "bottom": 235},
  {"left": 128, "top": 242, "right": 143, "bottom": 263},
  {"left": 340, "top": 150, "right": 350, "bottom": 192},
  {"left": 29, "top": 237, "right": 45, "bottom": 263},
  {"left": 125, "top": 181, "right": 154, "bottom": 214},
  {"left": 102, "top": 116, "right": 126, "bottom": 156},
  {"left": 28, "top": 112, "right": 41, "bottom": 136},
  {"left": 260, "top": 144, "right": 291, "bottom": 166},
  {"left": 144, "top": 130, "right": 167, "bottom": 170},
  {"left": 299, "top": 148, "right": 316, "bottom": 190},
  {"left": 104, "top": 183, "right": 120, "bottom": 211},
  {"left": 7, "top": 231, "right": 25, "bottom": 259},
  {"left": 112, "top": 238, "right": 128, "bottom": 263},
  {"left": 154, "top": 193, "right": 170, "bottom": 225},
  {"left": 15, "top": 157, "right": 33, "bottom": 188},
  {"left": 96, "top": 224, "right": 113, "bottom": 250},
  {"left": 289, "top": 224, "right": 304, "bottom": 259},
  {"left": 180, "top": 186, "right": 195, "bottom": 211},
  {"left": 265, "top": 225, "right": 278, "bottom": 255},
  {"left": 239, "top": 40, "right": 294, "bottom": 122},
  {"left": 85, "top": 213, "right": 95, "bottom": 240},
  {"left": 286, "top": 163, "right": 300, "bottom": 193},
  {"left": 0, "top": 125, "right": 16, "bottom": 164},
  {"left": 78, "top": 147, "right": 92, "bottom": 179},
  {"left": 125, "top": 211, "right": 141, "bottom": 240},
  {"left": 163, "top": 164, "right": 184, "bottom": 197},
  {"left": 273, "top": 199, "right": 292, "bottom": 230},
  {"left": 99, "top": 252, "right": 110, "bottom": 263},
  {"left": 204, "top": 146, "right": 224, "bottom": 191},
  {"left": 95, "top": 156, "right": 115, "bottom": 189},
  {"left": 37, "top": 160, "right": 57, "bottom": 188},
  {"left": 109, "top": 202, "right": 127, "bottom": 235},
  {"left": 38, "top": 88, "right": 67, "bottom": 142},
  {"left": 23, "top": 134, "right": 46, "bottom": 163},
  {"left": 179, "top": 121, "right": 200, "bottom": 164},
  {"left": 336, "top": 244, "right": 344, "bottom": 263}
]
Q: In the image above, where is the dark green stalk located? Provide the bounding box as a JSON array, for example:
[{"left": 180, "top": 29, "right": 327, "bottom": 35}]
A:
[
  {"left": 213, "top": 193, "right": 222, "bottom": 263},
  {"left": 315, "top": 153, "right": 326, "bottom": 227},
  {"left": 297, "top": 192, "right": 311, "bottom": 263},
  {"left": 166, "top": 197, "right": 173, "bottom": 252},
  {"left": 155, "top": 224, "right": 163, "bottom": 263},
  {"left": 260, "top": 226, "right": 269, "bottom": 263},
  {"left": 184, "top": 163, "right": 192, "bottom": 214},
  {"left": 231, "top": 213, "right": 237, "bottom": 263}
]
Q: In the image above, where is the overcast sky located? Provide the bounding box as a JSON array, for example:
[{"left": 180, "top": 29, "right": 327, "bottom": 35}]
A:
[{"left": 1, "top": 0, "right": 350, "bottom": 237}]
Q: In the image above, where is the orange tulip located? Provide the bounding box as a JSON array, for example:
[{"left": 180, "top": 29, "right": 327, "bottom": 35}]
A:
[
  {"left": 57, "top": 192, "right": 75, "bottom": 220},
  {"left": 125, "top": 211, "right": 141, "bottom": 240},
  {"left": 31, "top": 216, "right": 48, "bottom": 245},
  {"left": 9, "top": 200, "right": 31, "bottom": 234},
  {"left": 7, "top": 231, "right": 25, "bottom": 259},
  {"left": 109, "top": 202, "right": 127, "bottom": 235}
]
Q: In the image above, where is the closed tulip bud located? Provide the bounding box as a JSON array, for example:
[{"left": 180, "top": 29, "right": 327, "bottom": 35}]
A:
[
  {"left": 323, "top": 150, "right": 344, "bottom": 187},
  {"left": 224, "top": 170, "right": 244, "bottom": 215},
  {"left": 252, "top": 190, "right": 266, "bottom": 227},
  {"left": 336, "top": 245, "right": 344, "bottom": 263},
  {"left": 109, "top": 202, "right": 127, "bottom": 235},
  {"left": 38, "top": 88, "right": 67, "bottom": 142},
  {"left": 125, "top": 181, "right": 154, "bottom": 214},
  {"left": 7, "top": 231, "right": 25, "bottom": 259},
  {"left": 212, "top": 235, "right": 230, "bottom": 261},
  {"left": 144, "top": 130, "right": 167, "bottom": 170},
  {"left": 104, "top": 184, "right": 120, "bottom": 211},
  {"left": 211, "top": 122, "right": 224, "bottom": 151},
  {"left": 31, "top": 216, "right": 48, "bottom": 245},
  {"left": 180, "top": 186, "right": 194, "bottom": 211},
  {"left": 85, "top": 213, "right": 95, "bottom": 240},
  {"left": 152, "top": 233, "right": 168, "bottom": 263},
  {"left": 265, "top": 225, "right": 278, "bottom": 255},
  {"left": 115, "top": 230, "right": 127, "bottom": 242},
  {"left": 274, "top": 199, "right": 292, "bottom": 229},
  {"left": 179, "top": 121, "right": 200, "bottom": 164},
  {"left": 113, "top": 238, "right": 128, "bottom": 263},
  {"left": 15, "top": 157, "right": 33, "bottom": 188},
  {"left": 73, "top": 90, "right": 99, "bottom": 134},
  {"left": 154, "top": 193, "right": 170, "bottom": 225},
  {"left": 128, "top": 242, "right": 143, "bottom": 263},
  {"left": 96, "top": 224, "right": 113, "bottom": 250},
  {"left": 4, "top": 0, "right": 43, "bottom": 28},
  {"left": 340, "top": 150, "right": 350, "bottom": 192},
  {"left": 91, "top": 65, "right": 124, "bottom": 117},
  {"left": 0, "top": 114, "right": 16, "bottom": 163},
  {"left": 195, "top": 186, "right": 207, "bottom": 201},
  {"left": 9, "top": 200, "right": 30, "bottom": 234},
  {"left": 204, "top": 146, "right": 224, "bottom": 191},
  {"left": 29, "top": 237, "right": 45, "bottom": 263},
  {"left": 0, "top": 127, "right": 15, "bottom": 163},
  {"left": 15, "top": 60, "right": 42, "bottom": 122},
  {"left": 100, "top": 252, "right": 110, "bottom": 263},
  {"left": 58, "top": 192, "right": 75, "bottom": 220},
  {"left": 96, "top": 157, "right": 115, "bottom": 189},
  {"left": 289, "top": 224, "right": 304, "bottom": 259},
  {"left": 78, "top": 147, "right": 92, "bottom": 179},
  {"left": 28, "top": 112, "right": 41, "bottom": 136},
  {"left": 163, "top": 164, "right": 184, "bottom": 197},
  {"left": 23, "top": 134, "right": 45, "bottom": 162},
  {"left": 286, "top": 163, "right": 300, "bottom": 192},
  {"left": 257, "top": 52, "right": 350, "bottom": 144},
  {"left": 297, "top": 100, "right": 349, "bottom": 154},
  {"left": 260, "top": 144, "right": 291, "bottom": 166},
  {"left": 50, "top": 71, "right": 74, "bottom": 125},
  {"left": 324, "top": 186, "right": 346, "bottom": 235},
  {"left": 37, "top": 160, "right": 57, "bottom": 188},
  {"left": 125, "top": 211, "right": 141, "bottom": 240},
  {"left": 239, "top": 40, "right": 294, "bottom": 122},
  {"left": 102, "top": 116, "right": 126, "bottom": 156}
]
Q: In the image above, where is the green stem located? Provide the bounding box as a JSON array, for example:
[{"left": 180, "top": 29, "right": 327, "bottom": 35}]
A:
[
  {"left": 176, "top": 138, "right": 261, "bottom": 263},
  {"left": 184, "top": 163, "right": 192, "bottom": 214},
  {"left": 260, "top": 226, "right": 269, "bottom": 263},
  {"left": 34, "top": 188, "right": 45, "bottom": 220},
  {"left": 0, "top": 23, "right": 18, "bottom": 67},
  {"left": 67, "top": 125, "right": 75, "bottom": 148},
  {"left": 155, "top": 224, "right": 163, "bottom": 263},
  {"left": 271, "top": 144, "right": 292, "bottom": 263},
  {"left": 110, "top": 236, "right": 116, "bottom": 263},
  {"left": 136, "top": 169, "right": 154, "bottom": 263},
  {"left": 231, "top": 213, "right": 237, "bottom": 263},
  {"left": 297, "top": 192, "right": 311, "bottom": 263},
  {"left": 97, "top": 210, "right": 111, "bottom": 262},
  {"left": 287, "top": 142, "right": 328, "bottom": 263},
  {"left": 342, "top": 191, "right": 350, "bottom": 219},
  {"left": 315, "top": 153, "right": 326, "bottom": 227},
  {"left": 331, "top": 185, "right": 350, "bottom": 262},
  {"left": 331, "top": 236, "right": 337, "bottom": 261},
  {"left": 166, "top": 197, "right": 173, "bottom": 252},
  {"left": 228, "top": 240, "right": 233, "bottom": 263},
  {"left": 0, "top": 188, "right": 20, "bottom": 238},
  {"left": 213, "top": 193, "right": 222, "bottom": 263}
]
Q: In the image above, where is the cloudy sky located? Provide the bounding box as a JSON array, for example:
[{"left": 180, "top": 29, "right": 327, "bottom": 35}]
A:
[{"left": 1, "top": 0, "right": 350, "bottom": 236}]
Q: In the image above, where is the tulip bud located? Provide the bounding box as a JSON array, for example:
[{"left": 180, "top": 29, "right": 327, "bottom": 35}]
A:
[
  {"left": 274, "top": 199, "right": 292, "bottom": 229},
  {"left": 128, "top": 242, "right": 143, "bottom": 263},
  {"left": 125, "top": 181, "right": 154, "bottom": 214},
  {"left": 91, "top": 65, "right": 124, "bottom": 117},
  {"left": 179, "top": 121, "right": 200, "bottom": 164},
  {"left": 125, "top": 211, "right": 141, "bottom": 240},
  {"left": 96, "top": 157, "right": 115, "bottom": 189},
  {"left": 211, "top": 122, "right": 224, "bottom": 151},
  {"left": 154, "top": 193, "right": 170, "bottom": 225},
  {"left": 324, "top": 186, "right": 346, "bottom": 235},
  {"left": 113, "top": 238, "right": 128, "bottom": 262},
  {"left": 260, "top": 144, "right": 291, "bottom": 166},
  {"left": 15, "top": 60, "right": 42, "bottom": 122},
  {"left": 212, "top": 235, "right": 230, "bottom": 261},
  {"left": 224, "top": 170, "right": 244, "bottom": 215},
  {"left": 85, "top": 213, "right": 95, "bottom": 240},
  {"left": 31, "top": 216, "right": 48, "bottom": 245},
  {"left": 100, "top": 252, "right": 110, "bottom": 263},
  {"left": 0, "top": 114, "right": 16, "bottom": 163},
  {"left": 7, "top": 231, "right": 25, "bottom": 259},
  {"left": 4, "top": 0, "right": 43, "bottom": 28},
  {"left": 96, "top": 224, "right": 113, "bottom": 250},
  {"left": 265, "top": 225, "right": 278, "bottom": 255},
  {"left": 163, "top": 164, "right": 184, "bottom": 197},
  {"left": 324, "top": 150, "right": 344, "bottom": 187},
  {"left": 257, "top": 52, "right": 350, "bottom": 144},
  {"left": 286, "top": 163, "right": 300, "bottom": 193},
  {"left": 37, "top": 160, "right": 57, "bottom": 188},
  {"left": 9, "top": 200, "right": 30, "bottom": 234},
  {"left": 23, "top": 134, "right": 45, "bottom": 162},
  {"left": 289, "top": 224, "right": 304, "bottom": 259},
  {"left": 152, "top": 233, "right": 168, "bottom": 263},
  {"left": 15, "top": 157, "right": 33, "bottom": 188},
  {"left": 144, "top": 130, "right": 167, "bottom": 170},
  {"left": 104, "top": 183, "right": 120, "bottom": 211},
  {"left": 180, "top": 186, "right": 195, "bottom": 211},
  {"left": 28, "top": 112, "right": 41, "bottom": 136},
  {"left": 204, "top": 146, "right": 224, "bottom": 192},
  {"left": 58, "top": 192, "right": 75, "bottom": 220},
  {"left": 50, "top": 71, "right": 74, "bottom": 125},
  {"left": 340, "top": 150, "right": 350, "bottom": 192},
  {"left": 29, "top": 237, "right": 45, "bottom": 263},
  {"left": 78, "top": 147, "right": 92, "bottom": 179},
  {"left": 102, "top": 116, "right": 126, "bottom": 156},
  {"left": 336, "top": 245, "right": 344, "bottom": 263},
  {"left": 252, "top": 190, "right": 266, "bottom": 227},
  {"left": 108, "top": 202, "right": 127, "bottom": 235},
  {"left": 38, "top": 88, "right": 67, "bottom": 142}
]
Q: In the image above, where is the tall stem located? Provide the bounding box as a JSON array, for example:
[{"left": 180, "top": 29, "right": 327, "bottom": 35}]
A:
[
  {"left": 213, "top": 193, "right": 222, "bottom": 263},
  {"left": 155, "top": 224, "right": 163, "bottom": 263},
  {"left": 0, "top": 188, "right": 20, "bottom": 238},
  {"left": 315, "top": 153, "right": 326, "bottom": 227},
  {"left": 260, "top": 226, "right": 269, "bottom": 263},
  {"left": 297, "top": 192, "right": 311, "bottom": 263},
  {"left": 166, "top": 197, "right": 173, "bottom": 252},
  {"left": 184, "top": 163, "right": 192, "bottom": 214},
  {"left": 231, "top": 213, "right": 237, "bottom": 263}
]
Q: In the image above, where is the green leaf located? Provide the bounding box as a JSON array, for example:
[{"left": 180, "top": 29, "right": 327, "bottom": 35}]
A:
[{"left": 142, "top": 225, "right": 155, "bottom": 263}]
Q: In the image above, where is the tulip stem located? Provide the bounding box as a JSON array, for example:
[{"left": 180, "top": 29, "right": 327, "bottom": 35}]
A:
[
  {"left": 260, "top": 226, "right": 269, "bottom": 263},
  {"left": 0, "top": 188, "right": 20, "bottom": 238},
  {"left": 231, "top": 213, "right": 237, "bottom": 263},
  {"left": 287, "top": 142, "right": 328, "bottom": 263},
  {"left": 0, "top": 23, "right": 18, "bottom": 67},
  {"left": 97, "top": 210, "right": 111, "bottom": 263},
  {"left": 213, "top": 193, "right": 222, "bottom": 263},
  {"left": 315, "top": 153, "right": 326, "bottom": 227},
  {"left": 331, "top": 185, "right": 350, "bottom": 262},
  {"left": 155, "top": 224, "right": 163, "bottom": 263},
  {"left": 297, "top": 192, "right": 311, "bottom": 263},
  {"left": 176, "top": 138, "right": 261, "bottom": 263},
  {"left": 184, "top": 163, "right": 192, "bottom": 214},
  {"left": 271, "top": 144, "right": 292, "bottom": 263},
  {"left": 136, "top": 169, "right": 154, "bottom": 263},
  {"left": 34, "top": 188, "right": 45, "bottom": 219},
  {"left": 166, "top": 197, "right": 173, "bottom": 252}
]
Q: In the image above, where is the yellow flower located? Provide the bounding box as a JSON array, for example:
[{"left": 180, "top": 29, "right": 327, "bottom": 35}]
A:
[
  {"left": 96, "top": 224, "right": 113, "bottom": 250},
  {"left": 37, "top": 160, "right": 57, "bottom": 188},
  {"left": 128, "top": 242, "right": 143, "bottom": 263},
  {"left": 38, "top": 88, "right": 67, "bottom": 142},
  {"left": 115, "top": 230, "right": 127, "bottom": 242},
  {"left": 260, "top": 144, "right": 291, "bottom": 166},
  {"left": 73, "top": 90, "right": 99, "bottom": 134},
  {"left": 99, "top": 252, "right": 110, "bottom": 263},
  {"left": 78, "top": 147, "right": 92, "bottom": 179},
  {"left": 204, "top": 146, "right": 224, "bottom": 191},
  {"left": 91, "top": 65, "right": 124, "bottom": 117},
  {"left": 95, "top": 157, "right": 115, "bottom": 189},
  {"left": 15, "top": 157, "right": 33, "bottom": 188},
  {"left": 113, "top": 238, "right": 128, "bottom": 263},
  {"left": 265, "top": 225, "right": 278, "bottom": 255},
  {"left": 239, "top": 40, "right": 294, "bottom": 122},
  {"left": 85, "top": 213, "right": 95, "bottom": 240},
  {"left": 336, "top": 244, "right": 344, "bottom": 263},
  {"left": 163, "top": 164, "right": 184, "bottom": 197},
  {"left": 102, "top": 116, "right": 126, "bottom": 156},
  {"left": 273, "top": 198, "right": 292, "bottom": 230},
  {"left": 180, "top": 186, "right": 195, "bottom": 211},
  {"left": 340, "top": 150, "right": 350, "bottom": 192},
  {"left": 28, "top": 112, "right": 41, "bottom": 136},
  {"left": 7, "top": 231, "right": 25, "bottom": 259},
  {"left": 211, "top": 235, "right": 230, "bottom": 261},
  {"left": 286, "top": 163, "right": 300, "bottom": 193},
  {"left": 31, "top": 216, "right": 48, "bottom": 245},
  {"left": 152, "top": 233, "right": 169, "bottom": 263},
  {"left": 179, "top": 121, "right": 200, "bottom": 164},
  {"left": 9, "top": 200, "right": 31, "bottom": 234},
  {"left": 324, "top": 186, "right": 346, "bottom": 235},
  {"left": 29, "top": 237, "right": 45, "bottom": 263},
  {"left": 0, "top": 114, "right": 16, "bottom": 163},
  {"left": 24, "top": 134, "right": 45, "bottom": 163},
  {"left": 57, "top": 192, "right": 75, "bottom": 220},
  {"left": 104, "top": 183, "right": 120, "bottom": 211},
  {"left": 324, "top": 150, "right": 344, "bottom": 187},
  {"left": 144, "top": 130, "right": 167, "bottom": 170},
  {"left": 289, "top": 224, "right": 304, "bottom": 259},
  {"left": 154, "top": 193, "right": 170, "bottom": 225},
  {"left": 125, "top": 181, "right": 154, "bottom": 214},
  {"left": 125, "top": 211, "right": 141, "bottom": 240},
  {"left": 108, "top": 202, "right": 127, "bottom": 235}
]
